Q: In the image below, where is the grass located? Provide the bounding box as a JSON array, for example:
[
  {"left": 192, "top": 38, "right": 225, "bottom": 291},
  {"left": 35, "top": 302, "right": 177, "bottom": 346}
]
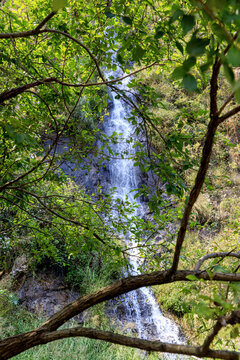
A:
[{"left": 0, "top": 306, "right": 162, "bottom": 360}]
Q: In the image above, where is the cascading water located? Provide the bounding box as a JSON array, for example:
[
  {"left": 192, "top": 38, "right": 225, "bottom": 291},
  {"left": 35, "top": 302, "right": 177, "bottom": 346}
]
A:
[{"left": 104, "top": 65, "right": 186, "bottom": 358}]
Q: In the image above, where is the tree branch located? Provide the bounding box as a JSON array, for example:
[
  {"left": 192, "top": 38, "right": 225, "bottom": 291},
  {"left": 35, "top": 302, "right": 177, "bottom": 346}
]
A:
[
  {"left": 218, "top": 105, "right": 240, "bottom": 124},
  {"left": 169, "top": 58, "right": 221, "bottom": 275},
  {"left": 217, "top": 94, "right": 234, "bottom": 116},
  {"left": 1, "top": 316, "right": 239, "bottom": 359},
  {"left": 40, "top": 326, "right": 239, "bottom": 360},
  {"left": 0, "top": 63, "right": 157, "bottom": 105},
  {"left": 0, "top": 77, "right": 58, "bottom": 104},
  {"left": 37, "top": 270, "right": 240, "bottom": 332},
  {"left": 195, "top": 251, "right": 240, "bottom": 271},
  {"left": 40, "top": 28, "right": 105, "bottom": 82},
  {"left": 201, "top": 311, "right": 240, "bottom": 355},
  {"left": 0, "top": 12, "right": 56, "bottom": 39},
  {"left": 34, "top": 11, "right": 56, "bottom": 31}
]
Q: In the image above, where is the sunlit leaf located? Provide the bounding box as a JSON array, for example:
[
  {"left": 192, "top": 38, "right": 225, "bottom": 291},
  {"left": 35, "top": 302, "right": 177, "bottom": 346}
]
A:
[{"left": 52, "top": 0, "right": 67, "bottom": 11}]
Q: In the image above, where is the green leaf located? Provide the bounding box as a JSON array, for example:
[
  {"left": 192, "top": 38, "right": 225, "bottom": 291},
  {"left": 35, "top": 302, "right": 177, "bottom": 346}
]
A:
[
  {"left": 223, "top": 63, "right": 235, "bottom": 84},
  {"left": 186, "top": 36, "right": 210, "bottom": 57},
  {"left": 212, "top": 23, "right": 229, "bottom": 42},
  {"left": 186, "top": 274, "right": 199, "bottom": 281},
  {"left": 171, "top": 66, "right": 186, "bottom": 80},
  {"left": 213, "top": 265, "right": 227, "bottom": 273},
  {"left": 200, "top": 61, "right": 212, "bottom": 73},
  {"left": 123, "top": 16, "right": 132, "bottom": 26},
  {"left": 117, "top": 52, "right": 123, "bottom": 64},
  {"left": 207, "top": 0, "right": 226, "bottom": 11},
  {"left": 52, "top": 0, "right": 67, "bottom": 11},
  {"left": 14, "top": 133, "right": 25, "bottom": 145},
  {"left": 193, "top": 302, "right": 215, "bottom": 319},
  {"left": 133, "top": 45, "right": 145, "bottom": 61},
  {"left": 170, "top": 8, "right": 184, "bottom": 23},
  {"left": 227, "top": 46, "right": 240, "bottom": 67},
  {"left": 5, "top": 123, "right": 15, "bottom": 138},
  {"left": 182, "top": 73, "right": 197, "bottom": 92},
  {"left": 105, "top": 11, "right": 115, "bottom": 18},
  {"left": 230, "top": 327, "right": 239, "bottom": 339},
  {"left": 175, "top": 41, "right": 184, "bottom": 54},
  {"left": 183, "top": 57, "right": 196, "bottom": 72},
  {"left": 234, "top": 87, "right": 240, "bottom": 104},
  {"left": 155, "top": 30, "right": 164, "bottom": 39},
  {"left": 181, "top": 15, "right": 195, "bottom": 35},
  {"left": 206, "top": 269, "right": 213, "bottom": 280}
]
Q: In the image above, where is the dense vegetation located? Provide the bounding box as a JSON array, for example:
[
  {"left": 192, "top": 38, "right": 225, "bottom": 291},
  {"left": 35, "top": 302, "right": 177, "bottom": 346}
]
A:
[{"left": 0, "top": 0, "right": 240, "bottom": 359}]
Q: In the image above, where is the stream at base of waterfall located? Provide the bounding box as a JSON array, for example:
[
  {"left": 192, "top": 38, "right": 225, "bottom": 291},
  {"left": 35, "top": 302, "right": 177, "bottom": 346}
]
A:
[{"left": 104, "top": 65, "right": 187, "bottom": 360}]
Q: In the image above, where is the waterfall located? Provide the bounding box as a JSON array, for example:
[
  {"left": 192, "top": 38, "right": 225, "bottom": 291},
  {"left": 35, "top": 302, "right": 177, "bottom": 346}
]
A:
[{"left": 104, "top": 65, "right": 186, "bottom": 358}]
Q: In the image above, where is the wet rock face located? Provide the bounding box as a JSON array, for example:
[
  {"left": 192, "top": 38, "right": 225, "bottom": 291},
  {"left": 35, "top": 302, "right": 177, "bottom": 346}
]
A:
[
  {"left": 107, "top": 290, "right": 185, "bottom": 341},
  {"left": 107, "top": 290, "right": 157, "bottom": 338},
  {"left": 48, "top": 136, "right": 155, "bottom": 202},
  {"left": 17, "top": 271, "right": 83, "bottom": 321},
  {"left": 49, "top": 138, "right": 111, "bottom": 195}
]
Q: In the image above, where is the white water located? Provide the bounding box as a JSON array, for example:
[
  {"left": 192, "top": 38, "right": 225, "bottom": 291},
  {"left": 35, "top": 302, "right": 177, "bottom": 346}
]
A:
[{"left": 104, "top": 66, "right": 186, "bottom": 358}]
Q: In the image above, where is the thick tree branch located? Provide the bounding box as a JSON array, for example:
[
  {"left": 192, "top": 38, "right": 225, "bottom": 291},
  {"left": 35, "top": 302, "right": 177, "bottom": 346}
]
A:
[
  {"left": 37, "top": 270, "right": 240, "bottom": 332},
  {"left": 0, "top": 64, "right": 158, "bottom": 105},
  {"left": 1, "top": 310, "right": 239, "bottom": 359},
  {"left": 170, "top": 58, "right": 221, "bottom": 275},
  {"left": 0, "top": 270, "right": 239, "bottom": 358},
  {"left": 40, "top": 327, "right": 240, "bottom": 360},
  {"left": 0, "top": 77, "right": 58, "bottom": 104}
]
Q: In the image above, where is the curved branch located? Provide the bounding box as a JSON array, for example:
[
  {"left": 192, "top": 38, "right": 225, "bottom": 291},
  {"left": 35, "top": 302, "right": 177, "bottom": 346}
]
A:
[
  {"left": 0, "top": 77, "right": 57, "bottom": 104},
  {"left": 0, "top": 64, "right": 158, "bottom": 105},
  {"left": 40, "top": 28, "right": 105, "bottom": 82},
  {"left": 1, "top": 319, "right": 239, "bottom": 359},
  {"left": 201, "top": 311, "right": 240, "bottom": 355},
  {"left": 38, "top": 270, "right": 240, "bottom": 332},
  {"left": 217, "top": 94, "right": 234, "bottom": 116},
  {"left": 41, "top": 326, "right": 239, "bottom": 360},
  {"left": 195, "top": 251, "right": 240, "bottom": 271},
  {"left": 59, "top": 61, "right": 157, "bottom": 87},
  {"left": 0, "top": 11, "right": 56, "bottom": 39}
]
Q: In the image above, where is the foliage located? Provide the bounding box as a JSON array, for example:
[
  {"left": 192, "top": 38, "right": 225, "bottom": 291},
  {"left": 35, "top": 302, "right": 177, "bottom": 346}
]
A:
[{"left": 0, "top": 0, "right": 240, "bottom": 359}]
